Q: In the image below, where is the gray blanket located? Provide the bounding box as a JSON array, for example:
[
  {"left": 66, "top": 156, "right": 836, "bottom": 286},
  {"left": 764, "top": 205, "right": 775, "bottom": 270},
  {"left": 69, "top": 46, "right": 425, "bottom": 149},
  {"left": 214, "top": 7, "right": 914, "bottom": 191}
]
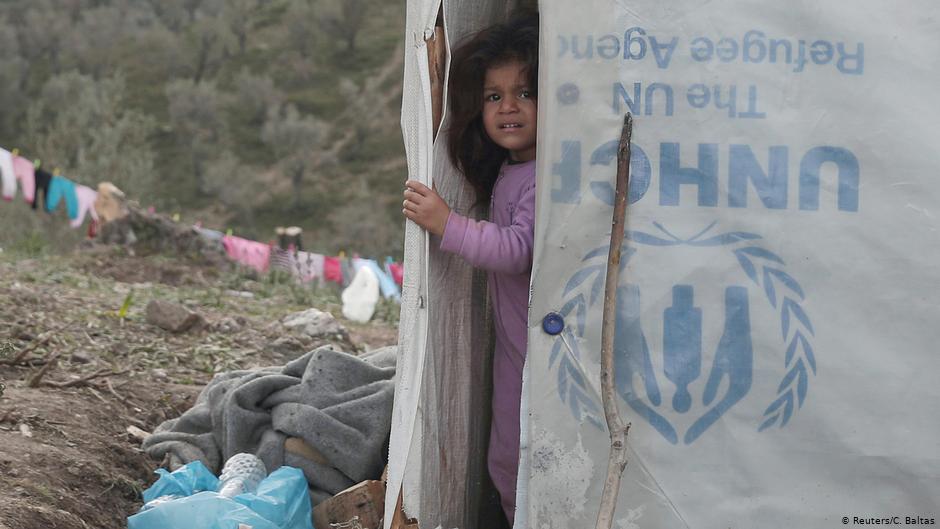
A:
[{"left": 142, "top": 345, "right": 396, "bottom": 504}]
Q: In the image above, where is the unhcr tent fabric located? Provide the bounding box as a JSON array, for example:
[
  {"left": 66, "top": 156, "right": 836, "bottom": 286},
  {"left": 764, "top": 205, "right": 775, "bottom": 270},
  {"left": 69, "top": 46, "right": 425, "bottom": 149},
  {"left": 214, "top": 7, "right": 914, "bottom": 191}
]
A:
[
  {"left": 389, "top": 1, "right": 522, "bottom": 528},
  {"left": 391, "top": 1, "right": 940, "bottom": 528}
]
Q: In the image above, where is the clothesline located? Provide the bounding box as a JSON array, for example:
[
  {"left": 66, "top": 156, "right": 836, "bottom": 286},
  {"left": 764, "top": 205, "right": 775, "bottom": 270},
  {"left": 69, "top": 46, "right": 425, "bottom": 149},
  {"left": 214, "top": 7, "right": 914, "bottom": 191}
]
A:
[
  {"left": 207, "top": 230, "right": 403, "bottom": 301},
  {"left": 1, "top": 145, "right": 404, "bottom": 300},
  {"left": 0, "top": 146, "right": 100, "bottom": 233}
]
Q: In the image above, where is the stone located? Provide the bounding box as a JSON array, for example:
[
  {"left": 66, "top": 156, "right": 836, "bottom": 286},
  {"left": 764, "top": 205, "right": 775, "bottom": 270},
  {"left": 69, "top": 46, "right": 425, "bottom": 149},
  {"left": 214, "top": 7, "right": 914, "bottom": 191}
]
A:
[
  {"left": 145, "top": 299, "right": 207, "bottom": 333},
  {"left": 95, "top": 204, "right": 228, "bottom": 267},
  {"left": 281, "top": 309, "right": 348, "bottom": 340},
  {"left": 270, "top": 336, "right": 306, "bottom": 356},
  {"left": 211, "top": 317, "right": 240, "bottom": 333},
  {"left": 70, "top": 350, "right": 93, "bottom": 364}
]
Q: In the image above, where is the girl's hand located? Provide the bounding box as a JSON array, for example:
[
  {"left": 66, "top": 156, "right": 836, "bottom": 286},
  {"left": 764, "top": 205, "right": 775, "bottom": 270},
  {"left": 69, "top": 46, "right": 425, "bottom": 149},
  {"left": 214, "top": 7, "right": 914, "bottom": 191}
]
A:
[{"left": 403, "top": 180, "right": 451, "bottom": 236}]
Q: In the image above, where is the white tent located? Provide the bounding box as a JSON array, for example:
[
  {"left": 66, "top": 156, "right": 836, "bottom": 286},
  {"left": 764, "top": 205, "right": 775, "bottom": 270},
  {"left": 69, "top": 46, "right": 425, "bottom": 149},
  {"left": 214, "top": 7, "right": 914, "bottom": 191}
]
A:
[{"left": 389, "top": 1, "right": 940, "bottom": 528}]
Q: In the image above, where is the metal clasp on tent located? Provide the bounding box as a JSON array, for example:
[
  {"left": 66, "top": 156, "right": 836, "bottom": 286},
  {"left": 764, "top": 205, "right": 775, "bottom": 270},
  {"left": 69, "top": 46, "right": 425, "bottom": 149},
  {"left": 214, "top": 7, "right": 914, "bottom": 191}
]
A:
[{"left": 418, "top": 295, "right": 425, "bottom": 309}]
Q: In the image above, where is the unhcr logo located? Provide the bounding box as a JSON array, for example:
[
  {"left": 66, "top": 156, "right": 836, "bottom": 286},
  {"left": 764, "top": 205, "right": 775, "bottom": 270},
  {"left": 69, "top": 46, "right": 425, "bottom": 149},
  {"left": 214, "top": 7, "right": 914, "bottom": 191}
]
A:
[{"left": 546, "top": 222, "right": 816, "bottom": 444}]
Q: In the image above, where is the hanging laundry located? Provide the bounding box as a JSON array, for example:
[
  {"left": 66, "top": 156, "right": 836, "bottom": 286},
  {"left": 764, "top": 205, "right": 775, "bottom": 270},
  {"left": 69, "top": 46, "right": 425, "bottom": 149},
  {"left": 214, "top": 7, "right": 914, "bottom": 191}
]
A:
[
  {"left": 13, "top": 156, "right": 35, "bottom": 204},
  {"left": 340, "top": 258, "right": 356, "bottom": 287},
  {"left": 195, "top": 226, "right": 224, "bottom": 243},
  {"left": 270, "top": 246, "right": 297, "bottom": 272},
  {"left": 46, "top": 176, "right": 79, "bottom": 219},
  {"left": 294, "top": 252, "right": 325, "bottom": 283},
  {"left": 222, "top": 235, "right": 271, "bottom": 274},
  {"left": 32, "top": 168, "right": 53, "bottom": 210},
  {"left": 284, "top": 226, "right": 303, "bottom": 251},
  {"left": 354, "top": 258, "right": 401, "bottom": 301},
  {"left": 323, "top": 256, "right": 343, "bottom": 285},
  {"left": 69, "top": 185, "right": 99, "bottom": 229},
  {"left": 385, "top": 259, "right": 404, "bottom": 286},
  {"left": 0, "top": 148, "right": 15, "bottom": 201}
]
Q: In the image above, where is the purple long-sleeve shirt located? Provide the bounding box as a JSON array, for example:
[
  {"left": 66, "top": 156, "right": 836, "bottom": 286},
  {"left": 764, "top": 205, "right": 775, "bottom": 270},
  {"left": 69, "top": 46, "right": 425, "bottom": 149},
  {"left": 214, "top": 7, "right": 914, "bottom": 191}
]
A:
[{"left": 440, "top": 159, "right": 536, "bottom": 522}]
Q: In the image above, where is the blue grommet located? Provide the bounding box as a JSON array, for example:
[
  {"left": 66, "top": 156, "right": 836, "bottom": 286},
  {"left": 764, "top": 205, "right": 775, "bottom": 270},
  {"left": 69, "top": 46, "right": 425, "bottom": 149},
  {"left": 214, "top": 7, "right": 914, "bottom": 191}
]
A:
[
  {"left": 556, "top": 82, "right": 580, "bottom": 105},
  {"left": 542, "top": 312, "right": 565, "bottom": 335}
]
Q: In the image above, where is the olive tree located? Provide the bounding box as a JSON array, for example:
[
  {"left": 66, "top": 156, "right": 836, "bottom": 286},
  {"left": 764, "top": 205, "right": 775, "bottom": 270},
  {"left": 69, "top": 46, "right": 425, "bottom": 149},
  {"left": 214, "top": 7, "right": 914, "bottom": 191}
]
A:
[
  {"left": 261, "top": 104, "right": 327, "bottom": 209},
  {"left": 24, "top": 72, "right": 157, "bottom": 199},
  {"left": 166, "top": 79, "right": 227, "bottom": 193}
]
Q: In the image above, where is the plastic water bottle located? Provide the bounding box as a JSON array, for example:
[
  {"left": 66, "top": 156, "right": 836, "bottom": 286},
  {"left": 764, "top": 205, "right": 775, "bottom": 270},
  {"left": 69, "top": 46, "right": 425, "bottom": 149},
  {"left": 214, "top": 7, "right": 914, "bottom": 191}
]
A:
[{"left": 217, "top": 453, "right": 267, "bottom": 498}]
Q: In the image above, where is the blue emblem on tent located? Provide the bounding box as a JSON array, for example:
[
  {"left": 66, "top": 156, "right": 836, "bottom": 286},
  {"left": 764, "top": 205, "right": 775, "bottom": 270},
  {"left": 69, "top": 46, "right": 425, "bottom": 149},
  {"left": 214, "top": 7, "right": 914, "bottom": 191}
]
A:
[{"left": 548, "top": 222, "right": 817, "bottom": 444}]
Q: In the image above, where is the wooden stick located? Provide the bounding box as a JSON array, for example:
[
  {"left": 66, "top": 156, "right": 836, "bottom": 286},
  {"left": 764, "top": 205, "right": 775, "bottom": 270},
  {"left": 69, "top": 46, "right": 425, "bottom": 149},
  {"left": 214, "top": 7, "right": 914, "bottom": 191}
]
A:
[
  {"left": 106, "top": 376, "right": 132, "bottom": 405},
  {"left": 595, "top": 113, "right": 633, "bottom": 529},
  {"left": 2, "top": 320, "right": 77, "bottom": 366},
  {"left": 85, "top": 386, "right": 108, "bottom": 403},
  {"left": 42, "top": 368, "right": 128, "bottom": 389},
  {"left": 26, "top": 350, "right": 61, "bottom": 388},
  {"left": 426, "top": 25, "right": 446, "bottom": 141}
]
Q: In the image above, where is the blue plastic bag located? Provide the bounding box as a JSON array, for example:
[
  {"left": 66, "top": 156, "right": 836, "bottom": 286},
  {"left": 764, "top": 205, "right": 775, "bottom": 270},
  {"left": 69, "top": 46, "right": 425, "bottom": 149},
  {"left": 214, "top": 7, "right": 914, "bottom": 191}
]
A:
[
  {"left": 129, "top": 463, "right": 314, "bottom": 529},
  {"left": 141, "top": 460, "right": 220, "bottom": 503}
]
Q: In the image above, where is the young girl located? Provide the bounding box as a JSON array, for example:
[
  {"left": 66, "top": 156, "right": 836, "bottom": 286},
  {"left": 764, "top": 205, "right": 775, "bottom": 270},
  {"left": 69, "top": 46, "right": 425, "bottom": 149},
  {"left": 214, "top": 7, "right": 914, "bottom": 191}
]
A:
[{"left": 401, "top": 13, "right": 539, "bottom": 524}]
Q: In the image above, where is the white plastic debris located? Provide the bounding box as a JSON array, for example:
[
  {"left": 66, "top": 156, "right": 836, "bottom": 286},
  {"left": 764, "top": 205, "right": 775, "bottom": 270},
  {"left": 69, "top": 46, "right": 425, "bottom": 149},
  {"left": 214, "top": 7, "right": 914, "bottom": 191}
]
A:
[{"left": 341, "top": 265, "right": 380, "bottom": 323}]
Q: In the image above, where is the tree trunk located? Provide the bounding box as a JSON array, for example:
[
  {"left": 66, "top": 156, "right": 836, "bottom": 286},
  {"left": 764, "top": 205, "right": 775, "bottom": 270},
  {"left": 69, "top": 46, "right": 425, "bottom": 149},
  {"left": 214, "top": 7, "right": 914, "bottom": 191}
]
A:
[
  {"left": 193, "top": 34, "right": 214, "bottom": 84},
  {"left": 291, "top": 166, "right": 305, "bottom": 209}
]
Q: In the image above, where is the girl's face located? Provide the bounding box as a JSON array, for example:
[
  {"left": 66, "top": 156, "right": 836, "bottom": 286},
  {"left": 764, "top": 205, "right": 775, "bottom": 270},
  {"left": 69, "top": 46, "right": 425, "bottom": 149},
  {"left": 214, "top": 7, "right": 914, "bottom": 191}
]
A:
[{"left": 482, "top": 60, "right": 537, "bottom": 162}]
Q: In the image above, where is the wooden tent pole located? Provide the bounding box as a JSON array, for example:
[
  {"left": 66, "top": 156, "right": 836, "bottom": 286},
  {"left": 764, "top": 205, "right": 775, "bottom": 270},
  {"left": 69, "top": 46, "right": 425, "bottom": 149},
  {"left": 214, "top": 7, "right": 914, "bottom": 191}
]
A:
[
  {"left": 426, "top": 20, "right": 446, "bottom": 141},
  {"left": 595, "top": 113, "right": 633, "bottom": 529}
]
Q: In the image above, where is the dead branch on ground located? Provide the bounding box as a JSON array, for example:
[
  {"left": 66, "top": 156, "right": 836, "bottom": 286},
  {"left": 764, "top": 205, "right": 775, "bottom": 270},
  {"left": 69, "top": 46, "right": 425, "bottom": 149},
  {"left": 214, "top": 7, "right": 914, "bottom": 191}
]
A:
[
  {"left": 2, "top": 320, "right": 79, "bottom": 366},
  {"left": 41, "top": 368, "right": 129, "bottom": 389},
  {"left": 26, "top": 350, "right": 62, "bottom": 388}
]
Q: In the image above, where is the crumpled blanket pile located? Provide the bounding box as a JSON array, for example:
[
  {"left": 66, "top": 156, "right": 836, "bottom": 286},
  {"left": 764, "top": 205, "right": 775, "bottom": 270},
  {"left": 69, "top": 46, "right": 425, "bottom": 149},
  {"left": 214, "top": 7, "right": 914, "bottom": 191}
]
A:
[{"left": 142, "top": 345, "right": 396, "bottom": 504}]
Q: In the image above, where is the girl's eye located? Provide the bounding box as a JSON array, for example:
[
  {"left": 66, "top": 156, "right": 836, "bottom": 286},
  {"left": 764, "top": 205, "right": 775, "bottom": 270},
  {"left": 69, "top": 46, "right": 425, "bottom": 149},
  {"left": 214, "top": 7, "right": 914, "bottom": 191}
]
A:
[
  {"left": 485, "top": 93, "right": 500, "bottom": 102},
  {"left": 520, "top": 90, "right": 532, "bottom": 99}
]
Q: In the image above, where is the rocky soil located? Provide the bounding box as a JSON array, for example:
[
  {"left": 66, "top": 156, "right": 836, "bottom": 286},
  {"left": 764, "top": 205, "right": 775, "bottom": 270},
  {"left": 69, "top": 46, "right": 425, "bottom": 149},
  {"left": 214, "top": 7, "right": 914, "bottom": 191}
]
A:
[{"left": 0, "top": 247, "right": 398, "bottom": 529}]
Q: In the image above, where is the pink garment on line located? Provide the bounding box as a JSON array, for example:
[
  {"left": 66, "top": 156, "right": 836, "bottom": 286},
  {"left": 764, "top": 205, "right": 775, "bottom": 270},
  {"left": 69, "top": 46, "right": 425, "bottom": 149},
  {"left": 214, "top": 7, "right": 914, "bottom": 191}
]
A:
[
  {"left": 439, "top": 159, "right": 536, "bottom": 522},
  {"left": 222, "top": 235, "right": 271, "bottom": 273},
  {"left": 13, "top": 156, "right": 35, "bottom": 204},
  {"left": 70, "top": 185, "right": 99, "bottom": 229}
]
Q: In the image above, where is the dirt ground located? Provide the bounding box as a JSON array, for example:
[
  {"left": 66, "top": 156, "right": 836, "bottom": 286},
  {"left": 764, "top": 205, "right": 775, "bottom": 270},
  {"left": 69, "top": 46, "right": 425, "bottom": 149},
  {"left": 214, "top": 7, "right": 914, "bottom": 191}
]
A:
[{"left": 0, "top": 247, "right": 399, "bottom": 529}]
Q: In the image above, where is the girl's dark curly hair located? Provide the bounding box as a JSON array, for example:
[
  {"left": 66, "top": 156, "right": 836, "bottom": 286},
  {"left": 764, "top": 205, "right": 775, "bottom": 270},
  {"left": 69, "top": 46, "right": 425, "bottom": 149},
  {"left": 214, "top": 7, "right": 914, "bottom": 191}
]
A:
[{"left": 447, "top": 12, "right": 539, "bottom": 204}]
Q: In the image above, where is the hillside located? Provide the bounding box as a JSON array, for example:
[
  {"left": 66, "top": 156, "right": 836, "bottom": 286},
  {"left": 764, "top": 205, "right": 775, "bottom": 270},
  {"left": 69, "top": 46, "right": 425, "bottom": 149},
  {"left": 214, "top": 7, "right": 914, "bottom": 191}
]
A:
[
  {"left": 0, "top": 0, "right": 407, "bottom": 258},
  {"left": 0, "top": 245, "right": 398, "bottom": 528}
]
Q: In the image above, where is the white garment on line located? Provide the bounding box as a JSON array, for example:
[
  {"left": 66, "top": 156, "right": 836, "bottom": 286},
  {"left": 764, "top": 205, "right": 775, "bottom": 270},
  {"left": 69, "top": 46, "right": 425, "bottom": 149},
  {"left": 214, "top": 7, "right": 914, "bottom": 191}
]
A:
[{"left": 0, "top": 148, "right": 16, "bottom": 201}]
